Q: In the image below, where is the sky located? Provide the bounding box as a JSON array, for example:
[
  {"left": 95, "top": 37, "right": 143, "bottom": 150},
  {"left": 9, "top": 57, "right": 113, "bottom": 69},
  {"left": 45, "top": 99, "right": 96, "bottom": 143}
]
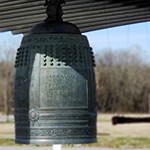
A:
[
  {"left": 83, "top": 21, "right": 150, "bottom": 62},
  {"left": 0, "top": 21, "right": 150, "bottom": 62}
]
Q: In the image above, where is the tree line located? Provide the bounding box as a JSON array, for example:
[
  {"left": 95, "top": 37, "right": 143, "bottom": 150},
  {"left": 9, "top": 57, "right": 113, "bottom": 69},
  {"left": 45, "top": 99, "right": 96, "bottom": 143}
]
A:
[
  {"left": 0, "top": 49, "right": 15, "bottom": 118},
  {"left": 95, "top": 50, "right": 150, "bottom": 113}
]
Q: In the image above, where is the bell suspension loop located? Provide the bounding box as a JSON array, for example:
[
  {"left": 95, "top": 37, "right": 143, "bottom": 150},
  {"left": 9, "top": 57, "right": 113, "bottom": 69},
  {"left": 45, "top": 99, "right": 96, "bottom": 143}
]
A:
[{"left": 44, "top": 0, "right": 65, "bottom": 21}]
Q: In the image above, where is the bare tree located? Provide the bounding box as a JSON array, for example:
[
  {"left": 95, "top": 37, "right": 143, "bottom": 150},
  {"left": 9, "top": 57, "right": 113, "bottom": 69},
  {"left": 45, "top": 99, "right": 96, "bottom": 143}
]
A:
[
  {"left": 0, "top": 48, "right": 15, "bottom": 122},
  {"left": 95, "top": 49, "right": 150, "bottom": 113}
]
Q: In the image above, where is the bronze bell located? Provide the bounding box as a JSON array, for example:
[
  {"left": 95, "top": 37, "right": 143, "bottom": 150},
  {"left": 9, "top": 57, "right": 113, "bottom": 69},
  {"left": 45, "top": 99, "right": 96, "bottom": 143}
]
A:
[{"left": 14, "top": 0, "right": 97, "bottom": 144}]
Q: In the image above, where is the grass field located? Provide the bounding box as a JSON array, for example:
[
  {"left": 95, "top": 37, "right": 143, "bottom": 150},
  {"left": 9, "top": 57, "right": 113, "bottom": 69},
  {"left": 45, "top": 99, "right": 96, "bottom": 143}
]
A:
[{"left": 0, "top": 114, "right": 150, "bottom": 148}]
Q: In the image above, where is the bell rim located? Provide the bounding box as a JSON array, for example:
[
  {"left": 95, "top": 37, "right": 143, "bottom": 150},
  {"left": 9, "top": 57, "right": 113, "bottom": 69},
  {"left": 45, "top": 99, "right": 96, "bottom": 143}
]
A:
[{"left": 15, "top": 138, "right": 97, "bottom": 144}]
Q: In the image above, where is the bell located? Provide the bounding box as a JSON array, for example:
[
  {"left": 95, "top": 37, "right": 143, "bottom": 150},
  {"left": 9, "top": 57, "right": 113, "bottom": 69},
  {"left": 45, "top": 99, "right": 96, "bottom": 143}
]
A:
[{"left": 14, "top": 0, "right": 97, "bottom": 145}]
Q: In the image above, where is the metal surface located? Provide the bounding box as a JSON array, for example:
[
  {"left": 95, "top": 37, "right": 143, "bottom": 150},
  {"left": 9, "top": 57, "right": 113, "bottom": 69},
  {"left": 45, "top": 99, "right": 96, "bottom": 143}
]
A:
[
  {"left": 0, "top": 0, "right": 150, "bottom": 34},
  {"left": 14, "top": 21, "right": 97, "bottom": 144}
]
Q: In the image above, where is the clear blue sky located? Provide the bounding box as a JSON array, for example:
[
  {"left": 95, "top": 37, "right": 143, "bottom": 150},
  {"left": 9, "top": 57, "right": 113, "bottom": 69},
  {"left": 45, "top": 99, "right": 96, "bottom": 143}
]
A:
[
  {"left": 84, "top": 22, "right": 150, "bottom": 60},
  {"left": 0, "top": 21, "right": 150, "bottom": 62}
]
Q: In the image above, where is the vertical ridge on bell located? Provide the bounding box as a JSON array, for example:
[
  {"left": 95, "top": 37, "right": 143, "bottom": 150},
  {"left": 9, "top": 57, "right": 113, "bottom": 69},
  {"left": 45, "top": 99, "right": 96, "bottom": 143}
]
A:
[{"left": 14, "top": 0, "right": 97, "bottom": 145}]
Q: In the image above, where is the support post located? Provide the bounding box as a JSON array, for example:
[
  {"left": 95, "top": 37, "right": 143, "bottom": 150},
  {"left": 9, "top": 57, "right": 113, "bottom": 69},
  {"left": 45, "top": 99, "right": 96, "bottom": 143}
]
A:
[{"left": 53, "top": 145, "right": 62, "bottom": 150}]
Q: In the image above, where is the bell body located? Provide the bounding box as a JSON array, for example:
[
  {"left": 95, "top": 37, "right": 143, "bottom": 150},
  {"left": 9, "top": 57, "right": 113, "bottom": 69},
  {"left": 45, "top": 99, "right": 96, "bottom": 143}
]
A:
[{"left": 14, "top": 22, "right": 96, "bottom": 144}]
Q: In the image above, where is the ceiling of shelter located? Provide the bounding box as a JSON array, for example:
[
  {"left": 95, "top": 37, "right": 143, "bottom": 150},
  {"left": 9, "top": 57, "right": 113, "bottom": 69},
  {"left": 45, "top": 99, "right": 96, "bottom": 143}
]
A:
[{"left": 0, "top": 0, "right": 150, "bottom": 34}]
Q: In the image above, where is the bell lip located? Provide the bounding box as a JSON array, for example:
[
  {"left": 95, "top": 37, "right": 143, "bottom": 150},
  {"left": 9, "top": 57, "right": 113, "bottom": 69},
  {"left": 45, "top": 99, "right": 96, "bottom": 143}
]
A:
[
  {"left": 30, "top": 21, "right": 81, "bottom": 35},
  {"left": 15, "top": 138, "right": 97, "bottom": 145}
]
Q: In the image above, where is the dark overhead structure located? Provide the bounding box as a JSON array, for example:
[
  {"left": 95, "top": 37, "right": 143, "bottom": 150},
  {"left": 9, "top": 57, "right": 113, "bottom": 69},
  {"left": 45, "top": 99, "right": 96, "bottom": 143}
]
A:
[{"left": 0, "top": 0, "right": 150, "bottom": 34}]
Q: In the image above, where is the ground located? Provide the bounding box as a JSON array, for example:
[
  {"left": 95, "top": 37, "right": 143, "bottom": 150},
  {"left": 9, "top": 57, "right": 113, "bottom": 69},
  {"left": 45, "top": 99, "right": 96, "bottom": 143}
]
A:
[{"left": 0, "top": 147, "right": 150, "bottom": 150}]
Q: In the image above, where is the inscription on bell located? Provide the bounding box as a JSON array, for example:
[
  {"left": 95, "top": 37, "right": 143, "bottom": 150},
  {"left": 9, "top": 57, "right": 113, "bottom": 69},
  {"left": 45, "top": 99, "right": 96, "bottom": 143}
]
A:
[
  {"left": 40, "top": 69, "right": 88, "bottom": 108},
  {"left": 47, "top": 74, "right": 77, "bottom": 88}
]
